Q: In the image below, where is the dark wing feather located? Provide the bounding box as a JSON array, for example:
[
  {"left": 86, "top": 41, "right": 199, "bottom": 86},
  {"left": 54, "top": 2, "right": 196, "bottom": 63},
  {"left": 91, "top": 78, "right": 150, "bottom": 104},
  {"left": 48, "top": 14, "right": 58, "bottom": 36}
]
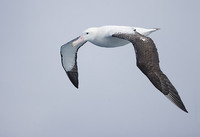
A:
[
  {"left": 60, "top": 37, "right": 86, "bottom": 88},
  {"left": 112, "top": 32, "right": 188, "bottom": 113}
]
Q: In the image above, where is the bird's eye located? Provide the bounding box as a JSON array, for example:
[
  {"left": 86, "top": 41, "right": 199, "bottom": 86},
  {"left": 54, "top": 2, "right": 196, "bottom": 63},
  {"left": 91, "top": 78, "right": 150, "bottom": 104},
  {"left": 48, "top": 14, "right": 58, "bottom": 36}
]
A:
[{"left": 86, "top": 32, "right": 89, "bottom": 35}]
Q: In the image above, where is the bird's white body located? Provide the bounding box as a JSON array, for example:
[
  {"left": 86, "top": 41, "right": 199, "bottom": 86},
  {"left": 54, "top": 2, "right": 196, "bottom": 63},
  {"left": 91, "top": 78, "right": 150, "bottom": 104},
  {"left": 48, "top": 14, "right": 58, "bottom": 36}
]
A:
[{"left": 82, "top": 26, "right": 158, "bottom": 47}]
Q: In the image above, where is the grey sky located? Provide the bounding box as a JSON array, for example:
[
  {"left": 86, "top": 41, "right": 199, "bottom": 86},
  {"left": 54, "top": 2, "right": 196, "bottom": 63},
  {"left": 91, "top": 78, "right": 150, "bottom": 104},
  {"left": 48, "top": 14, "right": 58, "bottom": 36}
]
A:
[{"left": 0, "top": 0, "right": 200, "bottom": 137}]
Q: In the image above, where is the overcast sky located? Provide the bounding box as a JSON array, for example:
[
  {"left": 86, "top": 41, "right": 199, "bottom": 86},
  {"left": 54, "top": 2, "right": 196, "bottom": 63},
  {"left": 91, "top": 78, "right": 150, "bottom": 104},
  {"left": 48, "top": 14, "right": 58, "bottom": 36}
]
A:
[{"left": 0, "top": 0, "right": 200, "bottom": 137}]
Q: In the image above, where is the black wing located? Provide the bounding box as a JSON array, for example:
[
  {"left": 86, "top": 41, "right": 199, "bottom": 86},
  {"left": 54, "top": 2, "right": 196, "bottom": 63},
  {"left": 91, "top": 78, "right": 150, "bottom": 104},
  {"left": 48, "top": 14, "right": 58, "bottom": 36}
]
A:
[
  {"left": 112, "top": 32, "right": 188, "bottom": 113},
  {"left": 60, "top": 37, "right": 86, "bottom": 88}
]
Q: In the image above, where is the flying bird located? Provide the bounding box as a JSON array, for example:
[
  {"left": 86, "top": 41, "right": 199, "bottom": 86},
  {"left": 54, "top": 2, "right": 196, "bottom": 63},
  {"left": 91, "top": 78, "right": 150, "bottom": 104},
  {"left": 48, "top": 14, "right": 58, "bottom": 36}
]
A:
[{"left": 60, "top": 25, "right": 188, "bottom": 113}]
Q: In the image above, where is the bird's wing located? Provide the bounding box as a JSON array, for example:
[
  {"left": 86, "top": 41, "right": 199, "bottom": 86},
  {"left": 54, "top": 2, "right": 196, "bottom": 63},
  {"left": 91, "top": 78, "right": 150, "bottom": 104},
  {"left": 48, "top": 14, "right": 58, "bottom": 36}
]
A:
[
  {"left": 112, "top": 32, "right": 188, "bottom": 113},
  {"left": 60, "top": 37, "right": 86, "bottom": 88}
]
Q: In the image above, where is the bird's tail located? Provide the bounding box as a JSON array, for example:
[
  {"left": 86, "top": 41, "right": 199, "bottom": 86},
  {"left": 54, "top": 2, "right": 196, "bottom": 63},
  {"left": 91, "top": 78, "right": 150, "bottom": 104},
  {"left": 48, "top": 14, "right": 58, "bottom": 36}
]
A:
[{"left": 134, "top": 27, "right": 160, "bottom": 36}]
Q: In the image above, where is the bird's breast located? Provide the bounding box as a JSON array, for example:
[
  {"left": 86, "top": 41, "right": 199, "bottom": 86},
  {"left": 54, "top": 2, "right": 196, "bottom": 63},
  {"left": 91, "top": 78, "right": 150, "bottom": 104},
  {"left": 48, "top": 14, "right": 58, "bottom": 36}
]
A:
[{"left": 90, "top": 37, "right": 130, "bottom": 48}]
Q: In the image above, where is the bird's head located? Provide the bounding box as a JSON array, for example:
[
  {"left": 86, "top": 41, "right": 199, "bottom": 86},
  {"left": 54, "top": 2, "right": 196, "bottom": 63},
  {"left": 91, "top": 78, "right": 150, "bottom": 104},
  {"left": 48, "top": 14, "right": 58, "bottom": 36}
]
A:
[{"left": 72, "top": 27, "right": 98, "bottom": 47}]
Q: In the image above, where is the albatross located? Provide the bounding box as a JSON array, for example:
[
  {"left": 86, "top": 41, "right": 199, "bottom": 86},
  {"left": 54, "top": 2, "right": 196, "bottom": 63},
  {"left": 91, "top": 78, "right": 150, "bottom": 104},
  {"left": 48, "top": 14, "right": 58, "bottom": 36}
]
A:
[{"left": 60, "top": 25, "right": 188, "bottom": 113}]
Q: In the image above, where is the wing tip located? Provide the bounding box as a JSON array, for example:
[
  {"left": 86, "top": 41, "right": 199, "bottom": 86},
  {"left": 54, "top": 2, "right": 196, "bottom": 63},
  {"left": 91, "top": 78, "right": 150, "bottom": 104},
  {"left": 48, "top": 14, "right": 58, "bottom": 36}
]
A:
[
  {"left": 184, "top": 109, "right": 188, "bottom": 113},
  {"left": 165, "top": 93, "right": 188, "bottom": 113},
  {"left": 180, "top": 107, "right": 188, "bottom": 113},
  {"left": 67, "top": 71, "right": 79, "bottom": 89}
]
